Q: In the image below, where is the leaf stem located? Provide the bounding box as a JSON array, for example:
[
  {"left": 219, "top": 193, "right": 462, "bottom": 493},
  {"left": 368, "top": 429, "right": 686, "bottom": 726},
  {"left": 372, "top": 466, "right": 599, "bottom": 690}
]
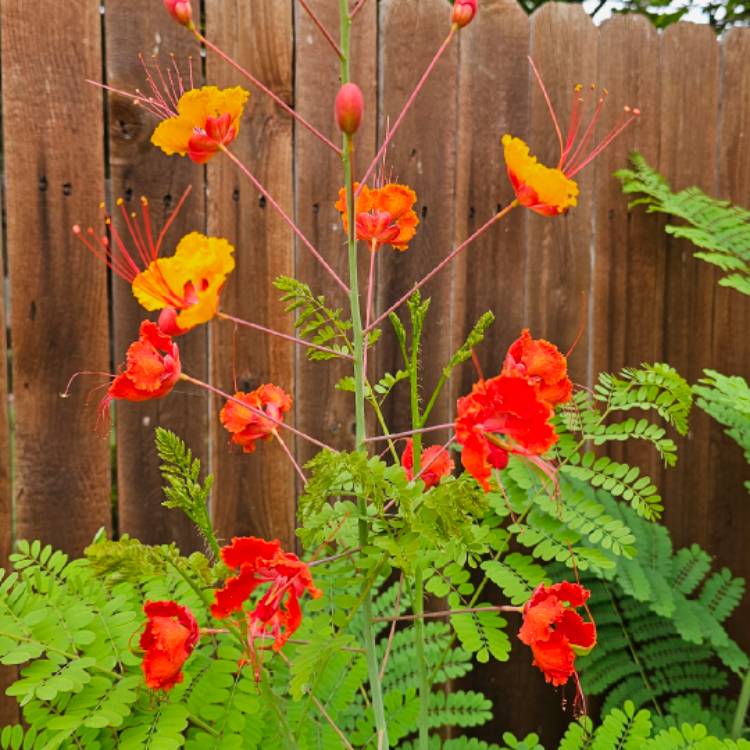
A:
[
  {"left": 731, "top": 668, "right": 750, "bottom": 738},
  {"left": 193, "top": 28, "right": 342, "bottom": 155},
  {"left": 219, "top": 145, "right": 350, "bottom": 295},
  {"left": 217, "top": 311, "right": 352, "bottom": 360},
  {"left": 365, "top": 204, "right": 517, "bottom": 333}
]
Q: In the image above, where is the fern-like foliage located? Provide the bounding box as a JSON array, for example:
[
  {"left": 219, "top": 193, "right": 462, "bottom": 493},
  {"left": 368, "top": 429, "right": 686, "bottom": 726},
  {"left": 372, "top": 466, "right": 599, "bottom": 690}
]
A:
[
  {"left": 569, "top": 493, "right": 746, "bottom": 727},
  {"left": 554, "top": 363, "right": 692, "bottom": 520},
  {"left": 274, "top": 274, "right": 360, "bottom": 360},
  {"left": 616, "top": 152, "right": 750, "bottom": 295},
  {"left": 556, "top": 702, "right": 750, "bottom": 750},
  {"left": 694, "top": 370, "right": 750, "bottom": 492}
]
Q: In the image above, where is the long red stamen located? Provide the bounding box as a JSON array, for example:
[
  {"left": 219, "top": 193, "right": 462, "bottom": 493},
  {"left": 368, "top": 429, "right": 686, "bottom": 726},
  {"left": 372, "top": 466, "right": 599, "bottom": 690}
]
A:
[
  {"left": 562, "top": 89, "right": 607, "bottom": 175},
  {"left": 566, "top": 107, "right": 641, "bottom": 178},
  {"left": 559, "top": 85, "right": 584, "bottom": 168},
  {"left": 529, "top": 56, "right": 564, "bottom": 163}
]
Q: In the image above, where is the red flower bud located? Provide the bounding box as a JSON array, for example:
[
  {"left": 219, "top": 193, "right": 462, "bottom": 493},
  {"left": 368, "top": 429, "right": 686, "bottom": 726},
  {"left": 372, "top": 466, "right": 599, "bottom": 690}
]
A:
[
  {"left": 452, "top": 0, "right": 477, "bottom": 28},
  {"left": 163, "top": 0, "right": 193, "bottom": 27},
  {"left": 335, "top": 83, "right": 364, "bottom": 135}
]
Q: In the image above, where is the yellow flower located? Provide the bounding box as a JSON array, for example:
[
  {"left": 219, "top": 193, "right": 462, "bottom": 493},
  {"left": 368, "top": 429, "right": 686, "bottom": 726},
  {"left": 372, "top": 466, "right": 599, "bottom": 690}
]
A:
[
  {"left": 502, "top": 135, "right": 579, "bottom": 216},
  {"left": 151, "top": 86, "right": 250, "bottom": 164},
  {"left": 132, "top": 232, "right": 235, "bottom": 332}
]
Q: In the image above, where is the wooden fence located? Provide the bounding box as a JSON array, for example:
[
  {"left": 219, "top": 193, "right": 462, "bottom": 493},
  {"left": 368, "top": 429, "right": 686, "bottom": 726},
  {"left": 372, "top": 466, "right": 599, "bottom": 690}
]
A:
[{"left": 1, "top": 0, "right": 749, "bottom": 738}]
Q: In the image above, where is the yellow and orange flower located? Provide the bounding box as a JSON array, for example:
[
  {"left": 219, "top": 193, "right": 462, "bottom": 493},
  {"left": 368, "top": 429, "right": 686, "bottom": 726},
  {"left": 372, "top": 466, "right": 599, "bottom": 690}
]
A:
[
  {"left": 75, "top": 190, "right": 234, "bottom": 334},
  {"left": 132, "top": 232, "right": 235, "bottom": 334},
  {"left": 152, "top": 85, "right": 250, "bottom": 164},
  {"left": 502, "top": 135, "right": 579, "bottom": 216},
  {"left": 335, "top": 182, "right": 419, "bottom": 251},
  {"left": 502, "top": 62, "right": 639, "bottom": 216}
]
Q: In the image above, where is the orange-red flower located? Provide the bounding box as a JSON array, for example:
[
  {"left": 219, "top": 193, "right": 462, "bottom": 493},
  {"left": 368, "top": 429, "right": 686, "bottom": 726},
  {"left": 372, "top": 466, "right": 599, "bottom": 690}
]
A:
[
  {"left": 501, "top": 329, "right": 573, "bottom": 407},
  {"left": 502, "top": 61, "right": 639, "bottom": 216},
  {"left": 220, "top": 384, "right": 293, "bottom": 453},
  {"left": 401, "top": 439, "right": 454, "bottom": 489},
  {"left": 74, "top": 190, "right": 235, "bottom": 335},
  {"left": 211, "top": 537, "right": 322, "bottom": 654},
  {"left": 152, "top": 85, "right": 250, "bottom": 164},
  {"left": 518, "top": 582, "right": 596, "bottom": 687},
  {"left": 455, "top": 375, "right": 557, "bottom": 491},
  {"left": 140, "top": 600, "right": 200, "bottom": 692},
  {"left": 335, "top": 182, "right": 419, "bottom": 251},
  {"left": 100, "top": 320, "right": 181, "bottom": 419}
]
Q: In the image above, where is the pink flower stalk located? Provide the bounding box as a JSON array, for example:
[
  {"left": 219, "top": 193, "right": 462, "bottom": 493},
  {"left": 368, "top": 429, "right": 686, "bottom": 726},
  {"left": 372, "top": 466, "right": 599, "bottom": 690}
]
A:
[
  {"left": 335, "top": 83, "right": 364, "bottom": 135},
  {"left": 452, "top": 0, "right": 477, "bottom": 28},
  {"left": 164, "top": 0, "right": 193, "bottom": 27}
]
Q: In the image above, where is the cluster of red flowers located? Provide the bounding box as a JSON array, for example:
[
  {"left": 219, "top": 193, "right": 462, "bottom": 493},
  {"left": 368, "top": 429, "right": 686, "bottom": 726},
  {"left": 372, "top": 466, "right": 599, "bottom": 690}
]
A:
[
  {"left": 455, "top": 329, "right": 572, "bottom": 491},
  {"left": 139, "top": 536, "right": 320, "bottom": 691}
]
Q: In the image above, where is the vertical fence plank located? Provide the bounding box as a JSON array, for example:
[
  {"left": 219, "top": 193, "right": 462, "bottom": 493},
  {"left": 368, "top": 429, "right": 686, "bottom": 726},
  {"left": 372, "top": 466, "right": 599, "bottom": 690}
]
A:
[
  {"left": 294, "top": 1, "right": 377, "bottom": 472},
  {"left": 657, "top": 24, "right": 720, "bottom": 553},
  {"left": 1, "top": 2, "right": 110, "bottom": 554},
  {"left": 0, "top": 185, "right": 16, "bottom": 725},
  {"left": 712, "top": 27, "right": 750, "bottom": 654},
  {"left": 377, "top": 0, "right": 459, "bottom": 441},
  {"left": 452, "top": 0, "right": 561, "bottom": 742},
  {"left": 590, "top": 14, "right": 662, "bottom": 480},
  {"left": 105, "top": 2, "right": 206, "bottom": 551},
  {"left": 206, "top": 0, "right": 297, "bottom": 547},
  {"left": 526, "top": 4, "right": 598, "bottom": 385}
]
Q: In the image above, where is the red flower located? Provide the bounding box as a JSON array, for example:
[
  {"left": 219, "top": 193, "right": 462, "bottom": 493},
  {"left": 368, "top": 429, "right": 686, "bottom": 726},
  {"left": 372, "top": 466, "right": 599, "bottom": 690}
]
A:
[
  {"left": 518, "top": 582, "right": 596, "bottom": 687},
  {"left": 455, "top": 375, "right": 556, "bottom": 491},
  {"left": 401, "top": 439, "right": 454, "bottom": 489},
  {"left": 220, "top": 384, "right": 293, "bottom": 453},
  {"left": 100, "top": 320, "right": 181, "bottom": 419},
  {"left": 211, "top": 537, "right": 322, "bottom": 653},
  {"left": 163, "top": 0, "right": 192, "bottom": 26},
  {"left": 501, "top": 329, "right": 573, "bottom": 407},
  {"left": 140, "top": 601, "right": 200, "bottom": 692}
]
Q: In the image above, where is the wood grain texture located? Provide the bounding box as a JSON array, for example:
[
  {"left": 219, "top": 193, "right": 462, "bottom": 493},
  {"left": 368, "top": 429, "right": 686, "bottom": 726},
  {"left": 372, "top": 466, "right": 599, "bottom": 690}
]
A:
[
  {"left": 377, "top": 0, "right": 460, "bottom": 439},
  {"left": 0, "top": 175, "right": 17, "bottom": 726},
  {"left": 1, "top": 0, "right": 110, "bottom": 554},
  {"left": 294, "top": 0, "right": 377, "bottom": 470},
  {"left": 525, "top": 3, "right": 598, "bottom": 386},
  {"left": 657, "top": 23, "right": 720, "bottom": 556},
  {"left": 590, "top": 14, "right": 663, "bottom": 479},
  {"left": 105, "top": 1, "right": 206, "bottom": 551},
  {"left": 711, "top": 27, "right": 750, "bottom": 655},
  {"left": 452, "top": 4, "right": 562, "bottom": 740},
  {"left": 206, "top": 0, "right": 297, "bottom": 548}
]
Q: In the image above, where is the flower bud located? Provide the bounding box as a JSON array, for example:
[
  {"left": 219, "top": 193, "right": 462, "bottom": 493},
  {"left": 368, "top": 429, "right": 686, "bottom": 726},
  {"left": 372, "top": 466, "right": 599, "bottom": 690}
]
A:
[
  {"left": 163, "top": 0, "right": 193, "bottom": 27},
  {"left": 452, "top": 0, "right": 477, "bottom": 28},
  {"left": 335, "top": 83, "right": 364, "bottom": 136}
]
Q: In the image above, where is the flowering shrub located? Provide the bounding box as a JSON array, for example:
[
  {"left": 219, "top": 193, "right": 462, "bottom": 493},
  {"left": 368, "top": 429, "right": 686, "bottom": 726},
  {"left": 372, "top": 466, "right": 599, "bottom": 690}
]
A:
[{"left": 2, "top": 1, "right": 749, "bottom": 748}]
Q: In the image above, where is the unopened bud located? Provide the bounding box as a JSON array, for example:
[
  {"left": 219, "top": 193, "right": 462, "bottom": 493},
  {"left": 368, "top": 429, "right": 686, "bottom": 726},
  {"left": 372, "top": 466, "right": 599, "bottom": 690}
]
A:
[
  {"left": 335, "top": 83, "right": 364, "bottom": 136},
  {"left": 163, "top": 0, "right": 193, "bottom": 27},
  {"left": 452, "top": 0, "right": 477, "bottom": 28}
]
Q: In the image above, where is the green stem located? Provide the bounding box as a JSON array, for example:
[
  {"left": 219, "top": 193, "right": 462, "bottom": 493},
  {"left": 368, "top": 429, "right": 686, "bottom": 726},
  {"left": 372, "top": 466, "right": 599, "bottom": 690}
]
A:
[
  {"left": 732, "top": 668, "right": 750, "bottom": 739},
  {"left": 339, "top": 3, "right": 389, "bottom": 748},
  {"left": 413, "top": 568, "right": 430, "bottom": 750}
]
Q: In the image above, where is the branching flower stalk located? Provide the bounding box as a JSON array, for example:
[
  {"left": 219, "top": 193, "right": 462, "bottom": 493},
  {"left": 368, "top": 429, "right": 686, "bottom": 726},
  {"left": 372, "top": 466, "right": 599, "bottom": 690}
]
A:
[{"left": 338, "top": 2, "right": 389, "bottom": 748}]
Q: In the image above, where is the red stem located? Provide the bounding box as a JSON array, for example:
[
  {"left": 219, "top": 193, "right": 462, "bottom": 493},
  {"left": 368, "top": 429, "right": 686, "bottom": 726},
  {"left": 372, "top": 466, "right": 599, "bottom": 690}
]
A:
[
  {"left": 274, "top": 431, "right": 308, "bottom": 485},
  {"left": 349, "top": 0, "right": 370, "bottom": 19},
  {"left": 220, "top": 146, "right": 350, "bottom": 295},
  {"left": 365, "top": 423, "right": 454, "bottom": 443},
  {"left": 357, "top": 27, "right": 456, "bottom": 191},
  {"left": 217, "top": 311, "right": 352, "bottom": 360},
  {"left": 298, "top": 0, "right": 344, "bottom": 58},
  {"left": 365, "top": 203, "right": 517, "bottom": 334},
  {"left": 194, "top": 29, "right": 342, "bottom": 156}
]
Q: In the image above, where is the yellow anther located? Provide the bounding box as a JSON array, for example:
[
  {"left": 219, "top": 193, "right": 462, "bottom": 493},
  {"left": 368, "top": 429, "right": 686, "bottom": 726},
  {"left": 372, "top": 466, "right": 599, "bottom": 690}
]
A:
[{"left": 116, "top": 198, "right": 124, "bottom": 206}]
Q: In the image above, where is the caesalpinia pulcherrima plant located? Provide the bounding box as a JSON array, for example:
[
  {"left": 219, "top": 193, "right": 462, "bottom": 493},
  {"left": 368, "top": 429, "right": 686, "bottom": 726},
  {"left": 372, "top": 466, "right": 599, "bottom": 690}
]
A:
[{"left": 4, "top": 1, "right": 748, "bottom": 748}]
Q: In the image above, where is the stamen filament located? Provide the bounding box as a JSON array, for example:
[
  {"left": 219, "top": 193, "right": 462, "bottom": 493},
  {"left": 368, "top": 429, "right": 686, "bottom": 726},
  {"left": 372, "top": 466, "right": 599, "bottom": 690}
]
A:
[{"left": 528, "top": 56, "right": 564, "bottom": 163}]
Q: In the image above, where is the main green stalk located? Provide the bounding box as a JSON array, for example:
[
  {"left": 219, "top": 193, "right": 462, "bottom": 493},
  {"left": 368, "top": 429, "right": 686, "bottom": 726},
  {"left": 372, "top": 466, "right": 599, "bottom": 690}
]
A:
[
  {"left": 409, "top": 335, "right": 430, "bottom": 750},
  {"left": 339, "top": 3, "right": 389, "bottom": 748},
  {"left": 732, "top": 667, "right": 750, "bottom": 739}
]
